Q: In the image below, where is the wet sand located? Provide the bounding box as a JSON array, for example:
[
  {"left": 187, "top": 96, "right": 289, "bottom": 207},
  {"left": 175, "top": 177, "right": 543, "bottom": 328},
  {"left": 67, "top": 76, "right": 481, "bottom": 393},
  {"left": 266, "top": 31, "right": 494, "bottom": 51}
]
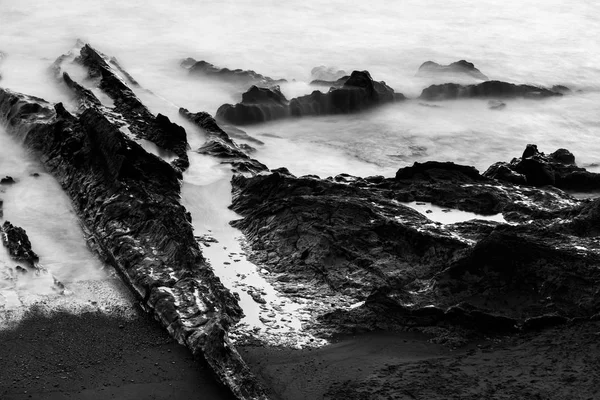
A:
[
  {"left": 0, "top": 307, "right": 234, "bottom": 400},
  {"left": 240, "top": 322, "right": 600, "bottom": 400}
]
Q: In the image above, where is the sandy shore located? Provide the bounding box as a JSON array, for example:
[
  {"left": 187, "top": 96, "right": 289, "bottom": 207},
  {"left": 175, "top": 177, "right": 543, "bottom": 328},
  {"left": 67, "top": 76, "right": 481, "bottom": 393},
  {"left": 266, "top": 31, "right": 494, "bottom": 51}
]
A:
[
  {"left": 240, "top": 321, "right": 600, "bottom": 400},
  {"left": 0, "top": 307, "right": 234, "bottom": 400}
]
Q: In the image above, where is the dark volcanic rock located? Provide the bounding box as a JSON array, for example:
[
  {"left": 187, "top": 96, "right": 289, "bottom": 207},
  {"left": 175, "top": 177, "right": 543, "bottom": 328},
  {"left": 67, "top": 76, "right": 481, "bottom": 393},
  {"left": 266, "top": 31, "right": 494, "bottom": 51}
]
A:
[
  {"left": 216, "top": 86, "right": 290, "bottom": 125},
  {"left": 1, "top": 221, "right": 39, "bottom": 267},
  {"left": 53, "top": 43, "right": 190, "bottom": 171},
  {"left": 179, "top": 108, "right": 268, "bottom": 174},
  {"left": 181, "top": 58, "right": 286, "bottom": 87},
  {"left": 0, "top": 86, "right": 266, "bottom": 399},
  {"left": 484, "top": 144, "right": 600, "bottom": 192},
  {"left": 218, "top": 70, "right": 404, "bottom": 125},
  {"left": 0, "top": 176, "right": 16, "bottom": 185},
  {"left": 420, "top": 80, "right": 562, "bottom": 101},
  {"left": 417, "top": 60, "right": 488, "bottom": 80},
  {"left": 230, "top": 159, "right": 591, "bottom": 337}
]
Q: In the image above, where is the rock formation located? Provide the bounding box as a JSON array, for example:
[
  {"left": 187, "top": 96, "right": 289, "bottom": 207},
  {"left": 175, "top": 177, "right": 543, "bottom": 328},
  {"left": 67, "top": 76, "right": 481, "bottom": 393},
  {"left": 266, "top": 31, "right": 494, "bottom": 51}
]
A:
[
  {"left": 53, "top": 43, "right": 190, "bottom": 171},
  {"left": 217, "top": 70, "right": 405, "bottom": 125},
  {"left": 0, "top": 43, "right": 268, "bottom": 400},
  {"left": 179, "top": 107, "right": 268, "bottom": 174},
  {"left": 229, "top": 154, "right": 599, "bottom": 338},
  {"left": 310, "top": 65, "right": 348, "bottom": 81},
  {"left": 417, "top": 60, "right": 488, "bottom": 80},
  {"left": 484, "top": 144, "right": 600, "bottom": 191},
  {"left": 420, "top": 80, "right": 562, "bottom": 101},
  {"left": 181, "top": 57, "right": 286, "bottom": 87}
]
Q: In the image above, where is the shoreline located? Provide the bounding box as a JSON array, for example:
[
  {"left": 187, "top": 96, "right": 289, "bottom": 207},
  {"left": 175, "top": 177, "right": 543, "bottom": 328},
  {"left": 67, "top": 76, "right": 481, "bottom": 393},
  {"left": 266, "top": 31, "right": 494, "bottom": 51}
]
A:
[{"left": 0, "top": 306, "right": 234, "bottom": 400}]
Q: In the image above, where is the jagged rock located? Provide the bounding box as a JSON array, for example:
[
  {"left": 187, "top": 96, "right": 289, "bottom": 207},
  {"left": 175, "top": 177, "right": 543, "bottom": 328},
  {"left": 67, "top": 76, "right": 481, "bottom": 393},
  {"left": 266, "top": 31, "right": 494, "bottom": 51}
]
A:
[
  {"left": 417, "top": 60, "right": 488, "bottom": 80},
  {"left": 53, "top": 43, "right": 190, "bottom": 171},
  {"left": 218, "top": 70, "right": 404, "bottom": 125},
  {"left": 420, "top": 80, "right": 562, "bottom": 101},
  {"left": 181, "top": 57, "right": 286, "bottom": 87},
  {"left": 179, "top": 107, "right": 268, "bottom": 174},
  {"left": 311, "top": 65, "right": 348, "bottom": 81},
  {"left": 230, "top": 157, "right": 592, "bottom": 337},
  {"left": 1, "top": 221, "right": 39, "bottom": 267},
  {"left": 0, "top": 176, "right": 16, "bottom": 185},
  {"left": 484, "top": 144, "right": 600, "bottom": 191},
  {"left": 0, "top": 86, "right": 267, "bottom": 399}
]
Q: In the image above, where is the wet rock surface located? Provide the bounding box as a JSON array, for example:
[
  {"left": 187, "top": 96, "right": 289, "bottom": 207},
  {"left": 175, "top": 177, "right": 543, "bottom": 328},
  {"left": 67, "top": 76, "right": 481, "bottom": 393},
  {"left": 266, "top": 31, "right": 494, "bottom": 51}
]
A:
[
  {"left": 181, "top": 58, "right": 286, "bottom": 87},
  {"left": 0, "top": 43, "right": 268, "bottom": 400},
  {"left": 54, "top": 43, "right": 190, "bottom": 171},
  {"left": 420, "top": 80, "right": 562, "bottom": 101},
  {"left": 484, "top": 144, "right": 600, "bottom": 192},
  {"left": 417, "top": 60, "right": 488, "bottom": 80},
  {"left": 230, "top": 156, "right": 598, "bottom": 340},
  {"left": 179, "top": 107, "right": 268, "bottom": 174},
  {"left": 1, "top": 221, "right": 39, "bottom": 268},
  {"left": 217, "top": 70, "right": 405, "bottom": 125}
]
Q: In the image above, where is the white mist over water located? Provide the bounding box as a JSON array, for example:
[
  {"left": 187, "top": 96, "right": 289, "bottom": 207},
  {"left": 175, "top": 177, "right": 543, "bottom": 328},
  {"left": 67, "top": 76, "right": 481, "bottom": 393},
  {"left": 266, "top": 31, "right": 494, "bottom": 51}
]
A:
[{"left": 1, "top": 0, "right": 600, "bottom": 178}]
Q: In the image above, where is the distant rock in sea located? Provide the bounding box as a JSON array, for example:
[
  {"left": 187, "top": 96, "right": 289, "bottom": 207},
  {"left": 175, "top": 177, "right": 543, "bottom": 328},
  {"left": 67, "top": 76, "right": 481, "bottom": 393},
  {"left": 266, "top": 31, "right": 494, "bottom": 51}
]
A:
[
  {"left": 217, "top": 70, "right": 405, "bottom": 125},
  {"left": 420, "top": 80, "right": 562, "bottom": 100},
  {"left": 417, "top": 60, "right": 488, "bottom": 80},
  {"left": 181, "top": 57, "right": 286, "bottom": 87}
]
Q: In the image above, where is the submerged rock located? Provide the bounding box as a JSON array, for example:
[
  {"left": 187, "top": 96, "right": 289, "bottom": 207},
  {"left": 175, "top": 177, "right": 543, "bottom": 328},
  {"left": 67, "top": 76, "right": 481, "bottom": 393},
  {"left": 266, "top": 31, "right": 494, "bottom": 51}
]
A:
[
  {"left": 417, "top": 60, "right": 488, "bottom": 80},
  {"left": 420, "top": 80, "right": 562, "bottom": 101},
  {"left": 217, "top": 70, "right": 405, "bottom": 125},
  {"left": 181, "top": 57, "right": 286, "bottom": 87},
  {"left": 484, "top": 144, "right": 600, "bottom": 192}
]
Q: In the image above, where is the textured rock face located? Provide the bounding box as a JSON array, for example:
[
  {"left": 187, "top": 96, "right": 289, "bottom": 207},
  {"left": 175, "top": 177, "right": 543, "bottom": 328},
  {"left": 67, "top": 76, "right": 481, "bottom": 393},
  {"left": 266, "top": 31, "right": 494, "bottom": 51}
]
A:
[
  {"left": 0, "top": 44, "right": 268, "bottom": 400},
  {"left": 420, "top": 80, "right": 562, "bottom": 101},
  {"left": 181, "top": 57, "right": 286, "bottom": 87},
  {"left": 1, "top": 221, "right": 39, "bottom": 267},
  {"left": 55, "top": 44, "right": 190, "bottom": 171},
  {"left": 417, "top": 60, "right": 488, "bottom": 80},
  {"left": 217, "top": 70, "right": 404, "bottom": 125},
  {"left": 484, "top": 144, "right": 600, "bottom": 191},
  {"left": 230, "top": 158, "right": 598, "bottom": 337},
  {"left": 179, "top": 107, "right": 268, "bottom": 174}
]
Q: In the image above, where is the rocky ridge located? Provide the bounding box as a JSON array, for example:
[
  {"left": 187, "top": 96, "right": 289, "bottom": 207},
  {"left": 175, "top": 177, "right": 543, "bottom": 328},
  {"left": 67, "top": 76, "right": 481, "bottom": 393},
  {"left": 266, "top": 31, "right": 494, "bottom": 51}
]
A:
[{"left": 0, "top": 43, "right": 268, "bottom": 400}]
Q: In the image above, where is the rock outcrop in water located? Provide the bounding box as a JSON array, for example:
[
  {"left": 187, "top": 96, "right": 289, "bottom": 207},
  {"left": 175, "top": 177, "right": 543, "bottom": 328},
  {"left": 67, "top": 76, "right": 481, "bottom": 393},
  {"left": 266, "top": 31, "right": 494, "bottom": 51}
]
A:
[
  {"left": 1, "top": 221, "right": 39, "bottom": 268},
  {"left": 485, "top": 144, "right": 600, "bottom": 191},
  {"left": 230, "top": 154, "right": 600, "bottom": 339},
  {"left": 420, "top": 80, "right": 562, "bottom": 101},
  {"left": 217, "top": 70, "right": 405, "bottom": 125},
  {"left": 0, "top": 43, "right": 268, "bottom": 400},
  {"left": 53, "top": 43, "right": 190, "bottom": 171},
  {"left": 179, "top": 107, "right": 268, "bottom": 174},
  {"left": 310, "top": 65, "right": 348, "bottom": 83},
  {"left": 417, "top": 60, "right": 488, "bottom": 80},
  {"left": 181, "top": 57, "right": 286, "bottom": 87}
]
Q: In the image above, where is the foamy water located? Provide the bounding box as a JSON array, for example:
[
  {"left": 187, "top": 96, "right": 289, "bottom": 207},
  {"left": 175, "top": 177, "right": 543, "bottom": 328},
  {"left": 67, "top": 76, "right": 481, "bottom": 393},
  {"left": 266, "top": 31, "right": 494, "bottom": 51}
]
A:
[{"left": 0, "top": 128, "right": 135, "bottom": 327}]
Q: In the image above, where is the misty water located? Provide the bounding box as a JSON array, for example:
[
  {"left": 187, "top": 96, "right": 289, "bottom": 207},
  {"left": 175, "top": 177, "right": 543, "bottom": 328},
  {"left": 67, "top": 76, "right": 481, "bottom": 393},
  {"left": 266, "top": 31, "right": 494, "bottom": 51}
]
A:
[{"left": 1, "top": 1, "right": 599, "bottom": 333}]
